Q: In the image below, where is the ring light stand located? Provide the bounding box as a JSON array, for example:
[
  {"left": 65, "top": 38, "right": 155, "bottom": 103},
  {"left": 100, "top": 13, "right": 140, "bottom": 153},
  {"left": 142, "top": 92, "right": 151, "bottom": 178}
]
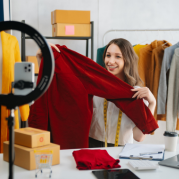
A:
[{"left": 0, "top": 21, "right": 55, "bottom": 179}]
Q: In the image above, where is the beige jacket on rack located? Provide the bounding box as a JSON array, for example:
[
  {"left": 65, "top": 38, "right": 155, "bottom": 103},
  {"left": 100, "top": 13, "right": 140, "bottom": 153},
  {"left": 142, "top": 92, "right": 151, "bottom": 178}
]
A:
[{"left": 138, "top": 40, "right": 172, "bottom": 121}]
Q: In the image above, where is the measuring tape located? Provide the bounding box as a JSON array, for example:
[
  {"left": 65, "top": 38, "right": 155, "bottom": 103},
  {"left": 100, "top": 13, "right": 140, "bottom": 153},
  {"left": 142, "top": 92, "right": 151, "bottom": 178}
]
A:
[{"left": 104, "top": 99, "right": 122, "bottom": 147}]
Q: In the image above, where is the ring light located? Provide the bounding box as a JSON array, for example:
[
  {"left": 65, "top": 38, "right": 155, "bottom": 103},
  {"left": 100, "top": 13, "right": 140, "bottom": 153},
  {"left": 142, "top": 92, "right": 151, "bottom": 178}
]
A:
[{"left": 0, "top": 21, "right": 54, "bottom": 109}]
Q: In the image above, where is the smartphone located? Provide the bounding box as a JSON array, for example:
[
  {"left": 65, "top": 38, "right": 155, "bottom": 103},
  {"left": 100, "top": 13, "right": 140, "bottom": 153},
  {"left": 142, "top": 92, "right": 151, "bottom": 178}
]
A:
[
  {"left": 92, "top": 169, "right": 140, "bottom": 179},
  {"left": 14, "top": 62, "right": 35, "bottom": 95}
]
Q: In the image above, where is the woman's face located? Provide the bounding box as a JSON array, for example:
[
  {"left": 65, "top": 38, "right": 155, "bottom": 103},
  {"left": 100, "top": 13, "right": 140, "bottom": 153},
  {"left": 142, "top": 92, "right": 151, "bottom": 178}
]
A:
[{"left": 104, "top": 44, "right": 125, "bottom": 79}]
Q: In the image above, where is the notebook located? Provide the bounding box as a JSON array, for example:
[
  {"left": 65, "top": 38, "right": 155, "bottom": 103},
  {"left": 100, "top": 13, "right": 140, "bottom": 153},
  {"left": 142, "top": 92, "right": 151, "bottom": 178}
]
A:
[
  {"left": 128, "top": 160, "right": 159, "bottom": 170},
  {"left": 119, "top": 143, "right": 165, "bottom": 161}
]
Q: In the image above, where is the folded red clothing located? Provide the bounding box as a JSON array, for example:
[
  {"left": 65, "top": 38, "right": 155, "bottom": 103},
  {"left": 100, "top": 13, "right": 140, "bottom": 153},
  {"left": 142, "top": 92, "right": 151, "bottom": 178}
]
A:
[{"left": 72, "top": 149, "right": 121, "bottom": 170}]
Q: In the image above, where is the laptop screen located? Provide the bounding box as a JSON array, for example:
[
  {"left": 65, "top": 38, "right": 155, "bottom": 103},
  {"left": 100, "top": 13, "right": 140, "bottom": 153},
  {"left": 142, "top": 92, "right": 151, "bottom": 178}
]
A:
[{"left": 158, "top": 154, "right": 179, "bottom": 169}]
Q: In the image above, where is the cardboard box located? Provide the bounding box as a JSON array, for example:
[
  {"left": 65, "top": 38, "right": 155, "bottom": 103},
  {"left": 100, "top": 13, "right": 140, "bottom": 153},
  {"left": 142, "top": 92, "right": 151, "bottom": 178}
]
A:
[
  {"left": 52, "top": 23, "right": 91, "bottom": 37},
  {"left": 51, "top": 10, "right": 90, "bottom": 25},
  {"left": 3, "top": 142, "right": 60, "bottom": 170},
  {"left": 26, "top": 56, "right": 39, "bottom": 74},
  {"left": 14, "top": 127, "right": 50, "bottom": 148}
]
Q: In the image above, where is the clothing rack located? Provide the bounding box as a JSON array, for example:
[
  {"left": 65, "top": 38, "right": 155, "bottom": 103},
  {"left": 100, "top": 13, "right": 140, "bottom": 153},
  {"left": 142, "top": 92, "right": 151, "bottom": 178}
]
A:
[{"left": 103, "top": 29, "right": 179, "bottom": 46}]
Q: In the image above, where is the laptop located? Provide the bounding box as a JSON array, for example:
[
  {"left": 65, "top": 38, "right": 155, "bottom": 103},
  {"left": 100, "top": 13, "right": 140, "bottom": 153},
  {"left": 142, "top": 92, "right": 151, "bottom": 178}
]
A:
[{"left": 158, "top": 154, "right": 179, "bottom": 169}]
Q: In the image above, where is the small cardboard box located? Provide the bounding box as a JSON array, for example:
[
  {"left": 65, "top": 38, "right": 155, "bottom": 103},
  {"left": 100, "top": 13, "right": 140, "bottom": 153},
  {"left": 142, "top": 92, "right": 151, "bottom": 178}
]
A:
[
  {"left": 14, "top": 127, "right": 50, "bottom": 148},
  {"left": 26, "top": 56, "right": 39, "bottom": 74},
  {"left": 3, "top": 142, "right": 60, "bottom": 170},
  {"left": 51, "top": 10, "right": 90, "bottom": 25},
  {"left": 52, "top": 23, "right": 91, "bottom": 37}
]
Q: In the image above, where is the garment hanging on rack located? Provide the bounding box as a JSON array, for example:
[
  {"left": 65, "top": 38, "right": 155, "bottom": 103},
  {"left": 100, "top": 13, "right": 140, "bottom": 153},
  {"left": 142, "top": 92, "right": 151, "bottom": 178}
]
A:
[
  {"left": 138, "top": 40, "right": 172, "bottom": 120},
  {"left": 96, "top": 46, "right": 106, "bottom": 68},
  {"left": 166, "top": 48, "right": 179, "bottom": 132},
  {"left": 28, "top": 45, "right": 158, "bottom": 150},
  {"left": 138, "top": 40, "right": 167, "bottom": 88},
  {"left": 151, "top": 42, "right": 172, "bottom": 120},
  {"left": 0, "top": 31, "right": 29, "bottom": 153},
  {"left": 157, "top": 42, "right": 179, "bottom": 115},
  {"left": 133, "top": 44, "right": 148, "bottom": 60}
]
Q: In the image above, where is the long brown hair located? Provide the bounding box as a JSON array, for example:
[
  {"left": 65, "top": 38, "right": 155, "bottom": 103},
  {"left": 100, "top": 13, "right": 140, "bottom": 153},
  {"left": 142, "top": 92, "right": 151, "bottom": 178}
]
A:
[{"left": 103, "top": 38, "right": 142, "bottom": 86}]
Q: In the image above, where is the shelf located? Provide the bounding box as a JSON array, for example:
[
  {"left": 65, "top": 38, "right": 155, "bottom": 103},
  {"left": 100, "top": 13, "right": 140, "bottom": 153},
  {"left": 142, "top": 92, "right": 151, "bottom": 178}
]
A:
[
  {"left": 25, "top": 36, "right": 91, "bottom": 40},
  {"left": 21, "top": 20, "right": 94, "bottom": 61}
]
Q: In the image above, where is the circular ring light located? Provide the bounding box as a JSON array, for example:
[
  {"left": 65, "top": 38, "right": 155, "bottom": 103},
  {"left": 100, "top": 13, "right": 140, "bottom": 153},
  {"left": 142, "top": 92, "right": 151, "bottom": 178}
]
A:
[{"left": 0, "top": 21, "right": 54, "bottom": 109}]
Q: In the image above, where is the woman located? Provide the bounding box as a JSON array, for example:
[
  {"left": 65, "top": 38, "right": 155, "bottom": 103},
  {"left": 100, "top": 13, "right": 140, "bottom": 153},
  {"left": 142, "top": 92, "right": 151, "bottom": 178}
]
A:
[{"left": 89, "top": 38, "right": 156, "bottom": 147}]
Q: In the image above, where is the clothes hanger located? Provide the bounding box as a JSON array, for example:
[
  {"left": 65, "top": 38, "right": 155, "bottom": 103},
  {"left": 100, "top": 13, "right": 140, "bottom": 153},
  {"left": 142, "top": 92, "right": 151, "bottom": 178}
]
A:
[
  {"left": 162, "top": 30, "right": 173, "bottom": 46},
  {"left": 159, "top": 30, "right": 168, "bottom": 46},
  {"left": 48, "top": 42, "right": 60, "bottom": 53},
  {"left": 155, "top": 30, "right": 167, "bottom": 46},
  {"left": 162, "top": 41, "right": 168, "bottom": 46}
]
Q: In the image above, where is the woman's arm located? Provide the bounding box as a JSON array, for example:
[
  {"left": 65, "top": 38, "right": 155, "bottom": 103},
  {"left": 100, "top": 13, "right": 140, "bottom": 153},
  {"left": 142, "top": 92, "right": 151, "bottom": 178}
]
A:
[
  {"left": 133, "top": 126, "right": 146, "bottom": 142},
  {"left": 131, "top": 87, "right": 156, "bottom": 142}
]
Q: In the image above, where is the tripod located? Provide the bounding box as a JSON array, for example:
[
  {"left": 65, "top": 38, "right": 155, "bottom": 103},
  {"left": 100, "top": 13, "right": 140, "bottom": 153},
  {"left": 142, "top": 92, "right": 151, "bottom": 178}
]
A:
[
  {"left": 6, "top": 80, "right": 35, "bottom": 179},
  {"left": 6, "top": 109, "right": 15, "bottom": 179}
]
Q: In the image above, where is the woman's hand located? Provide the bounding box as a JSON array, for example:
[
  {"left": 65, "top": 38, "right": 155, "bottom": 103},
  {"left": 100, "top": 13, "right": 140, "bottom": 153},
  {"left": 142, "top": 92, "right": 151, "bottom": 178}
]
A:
[
  {"left": 36, "top": 42, "right": 60, "bottom": 66},
  {"left": 131, "top": 87, "right": 156, "bottom": 105},
  {"left": 131, "top": 87, "right": 156, "bottom": 115}
]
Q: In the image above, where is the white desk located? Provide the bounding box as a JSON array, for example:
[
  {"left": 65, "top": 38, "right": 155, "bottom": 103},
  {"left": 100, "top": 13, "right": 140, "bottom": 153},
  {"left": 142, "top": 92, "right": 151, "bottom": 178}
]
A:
[{"left": 0, "top": 145, "right": 178, "bottom": 179}]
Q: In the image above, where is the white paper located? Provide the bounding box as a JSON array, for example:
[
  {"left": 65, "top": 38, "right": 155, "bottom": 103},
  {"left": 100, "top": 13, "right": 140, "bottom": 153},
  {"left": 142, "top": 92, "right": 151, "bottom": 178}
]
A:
[{"left": 119, "top": 143, "right": 165, "bottom": 160}]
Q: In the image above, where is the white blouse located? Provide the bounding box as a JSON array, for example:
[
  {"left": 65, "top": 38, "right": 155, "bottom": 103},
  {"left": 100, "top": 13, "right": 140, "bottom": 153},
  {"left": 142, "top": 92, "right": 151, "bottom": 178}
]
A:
[{"left": 89, "top": 86, "right": 149, "bottom": 145}]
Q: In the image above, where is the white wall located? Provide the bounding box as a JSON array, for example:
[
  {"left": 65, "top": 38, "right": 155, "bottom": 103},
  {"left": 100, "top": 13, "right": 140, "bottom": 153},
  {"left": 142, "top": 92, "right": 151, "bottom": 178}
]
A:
[
  {"left": 100, "top": 0, "right": 179, "bottom": 46},
  {"left": 3, "top": 0, "right": 10, "bottom": 21},
  {"left": 11, "top": 0, "right": 179, "bottom": 144},
  {"left": 11, "top": 0, "right": 99, "bottom": 59},
  {"left": 11, "top": 0, "right": 179, "bottom": 58}
]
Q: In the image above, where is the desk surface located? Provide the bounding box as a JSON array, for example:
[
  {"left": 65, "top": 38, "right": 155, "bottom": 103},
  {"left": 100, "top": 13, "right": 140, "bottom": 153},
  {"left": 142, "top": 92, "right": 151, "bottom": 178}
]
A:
[{"left": 0, "top": 145, "right": 179, "bottom": 179}]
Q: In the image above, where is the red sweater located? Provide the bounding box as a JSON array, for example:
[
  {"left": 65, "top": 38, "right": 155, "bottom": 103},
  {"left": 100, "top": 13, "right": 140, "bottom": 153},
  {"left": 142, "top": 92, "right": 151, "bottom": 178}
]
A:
[{"left": 29, "top": 45, "right": 158, "bottom": 149}]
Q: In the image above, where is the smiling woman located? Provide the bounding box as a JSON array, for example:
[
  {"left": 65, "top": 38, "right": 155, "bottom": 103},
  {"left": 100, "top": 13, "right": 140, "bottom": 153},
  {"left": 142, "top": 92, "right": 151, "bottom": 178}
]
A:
[
  {"left": 89, "top": 38, "right": 156, "bottom": 148},
  {"left": 105, "top": 44, "right": 125, "bottom": 80},
  {"left": 103, "top": 38, "right": 141, "bottom": 87}
]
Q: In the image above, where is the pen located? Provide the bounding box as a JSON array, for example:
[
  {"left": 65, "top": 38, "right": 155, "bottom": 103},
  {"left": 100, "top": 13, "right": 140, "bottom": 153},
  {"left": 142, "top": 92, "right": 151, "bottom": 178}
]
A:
[
  {"left": 130, "top": 155, "right": 153, "bottom": 160},
  {"left": 140, "top": 151, "right": 163, "bottom": 156}
]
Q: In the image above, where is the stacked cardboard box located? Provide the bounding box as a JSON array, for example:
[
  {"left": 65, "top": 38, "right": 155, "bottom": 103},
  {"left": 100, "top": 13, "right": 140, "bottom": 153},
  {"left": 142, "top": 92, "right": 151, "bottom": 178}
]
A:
[
  {"left": 3, "top": 127, "right": 60, "bottom": 170},
  {"left": 51, "top": 10, "right": 91, "bottom": 37}
]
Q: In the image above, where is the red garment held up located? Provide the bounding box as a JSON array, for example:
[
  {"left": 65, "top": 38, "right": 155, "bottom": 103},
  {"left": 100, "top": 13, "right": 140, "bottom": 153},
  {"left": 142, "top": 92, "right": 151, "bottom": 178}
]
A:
[{"left": 28, "top": 45, "right": 159, "bottom": 149}]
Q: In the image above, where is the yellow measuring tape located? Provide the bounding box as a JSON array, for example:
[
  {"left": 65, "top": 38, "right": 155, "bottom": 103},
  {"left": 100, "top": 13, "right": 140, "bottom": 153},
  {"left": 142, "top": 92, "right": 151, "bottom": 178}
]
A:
[{"left": 104, "top": 99, "right": 122, "bottom": 147}]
